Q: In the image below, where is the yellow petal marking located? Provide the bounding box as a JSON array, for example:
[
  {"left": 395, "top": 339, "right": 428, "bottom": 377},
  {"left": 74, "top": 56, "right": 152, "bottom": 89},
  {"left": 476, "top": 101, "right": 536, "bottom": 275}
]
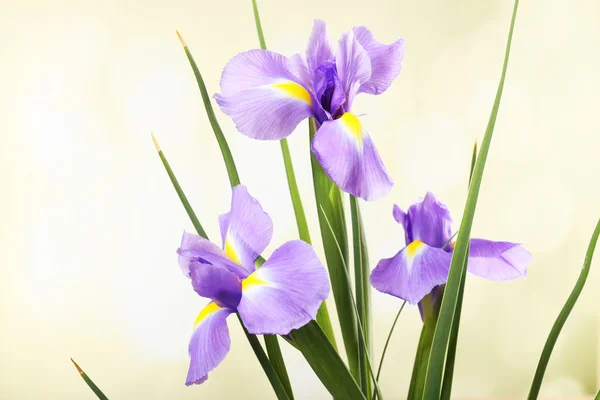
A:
[
  {"left": 225, "top": 236, "right": 241, "bottom": 265},
  {"left": 271, "top": 81, "right": 312, "bottom": 105},
  {"left": 194, "top": 302, "right": 221, "bottom": 328},
  {"left": 340, "top": 112, "right": 364, "bottom": 142},
  {"left": 406, "top": 240, "right": 425, "bottom": 261},
  {"left": 242, "top": 272, "right": 268, "bottom": 291}
]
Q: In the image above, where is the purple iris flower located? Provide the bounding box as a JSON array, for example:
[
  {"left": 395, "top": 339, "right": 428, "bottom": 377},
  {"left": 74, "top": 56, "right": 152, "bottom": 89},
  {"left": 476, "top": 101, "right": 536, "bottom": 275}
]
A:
[
  {"left": 177, "top": 185, "right": 330, "bottom": 385},
  {"left": 370, "top": 192, "right": 532, "bottom": 305},
  {"left": 214, "top": 20, "right": 405, "bottom": 201}
]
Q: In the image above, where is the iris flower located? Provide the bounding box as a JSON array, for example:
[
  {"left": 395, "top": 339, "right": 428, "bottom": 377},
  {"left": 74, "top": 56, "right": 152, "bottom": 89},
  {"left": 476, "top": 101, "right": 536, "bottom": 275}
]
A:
[
  {"left": 177, "top": 185, "right": 330, "bottom": 385},
  {"left": 370, "top": 192, "right": 532, "bottom": 305},
  {"left": 214, "top": 20, "right": 405, "bottom": 201}
]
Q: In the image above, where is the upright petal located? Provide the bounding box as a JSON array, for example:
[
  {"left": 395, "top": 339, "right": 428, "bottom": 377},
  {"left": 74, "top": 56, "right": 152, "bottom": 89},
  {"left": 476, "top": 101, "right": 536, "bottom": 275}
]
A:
[
  {"left": 237, "top": 240, "right": 330, "bottom": 335},
  {"left": 370, "top": 240, "right": 452, "bottom": 304},
  {"left": 177, "top": 231, "right": 249, "bottom": 279},
  {"left": 306, "top": 20, "right": 335, "bottom": 74},
  {"left": 407, "top": 192, "right": 453, "bottom": 248},
  {"left": 352, "top": 27, "right": 405, "bottom": 95},
  {"left": 393, "top": 204, "right": 407, "bottom": 225},
  {"left": 189, "top": 263, "right": 242, "bottom": 309},
  {"left": 335, "top": 31, "right": 371, "bottom": 110},
  {"left": 467, "top": 239, "right": 531, "bottom": 280},
  {"left": 186, "top": 303, "right": 233, "bottom": 386},
  {"left": 218, "top": 185, "right": 273, "bottom": 272},
  {"left": 215, "top": 50, "right": 313, "bottom": 140},
  {"left": 312, "top": 113, "right": 393, "bottom": 201}
]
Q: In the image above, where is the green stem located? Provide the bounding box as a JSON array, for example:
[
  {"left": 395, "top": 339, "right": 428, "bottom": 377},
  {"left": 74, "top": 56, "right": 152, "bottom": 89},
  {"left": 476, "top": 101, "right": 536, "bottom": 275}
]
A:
[
  {"left": 372, "top": 301, "right": 406, "bottom": 400},
  {"left": 350, "top": 195, "right": 372, "bottom": 397}
]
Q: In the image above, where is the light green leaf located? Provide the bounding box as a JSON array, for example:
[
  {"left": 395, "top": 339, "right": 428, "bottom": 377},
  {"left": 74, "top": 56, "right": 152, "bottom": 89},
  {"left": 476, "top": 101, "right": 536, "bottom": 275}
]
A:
[
  {"left": 176, "top": 31, "right": 240, "bottom": 187},
  {"left": 70, "top": 358, "right": 109, "bottom": 400},
  {"left": 527, "top": 218, "right": 600, "bottom": 399},
  {"left": 373, "top": 301, "right": 406, "bottom": 400},
  {"left": 421, "top": 0, "right": 520, "bottom": 397}
]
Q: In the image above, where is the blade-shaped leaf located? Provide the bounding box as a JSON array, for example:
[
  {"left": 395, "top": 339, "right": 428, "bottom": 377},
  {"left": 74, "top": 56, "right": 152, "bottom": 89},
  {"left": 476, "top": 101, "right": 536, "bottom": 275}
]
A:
[
  {"left": 176, "top": 31, "right": 240, "bottom": 187},
  {"left": 250, "top": 0, "right": 336, "bottom": 347},
  {"left": 309, "top": 119, "right": 359, "bottom": 378},
  {"left": 527, "top": 218, "right": 600, "bottom": 399},
  {"left": 292, "top": 321, "right": 366, "bottom": 400},
  {"left": 421, "top": 0, "right": 520, "bottom": 397},
  {"left": 239, "top": 317, "right": 291, "bottom": 400},
  {"left": 264, "top": 335, "right": 294, "bottom": 400},
  {"left": 440, "top": 139, "right": 478, "bottom": 400},
  {"left": 71, "top": 358, "right": 109, "bottom": 400},
  {"left": 350, "top": 195, "right": 372, "bottom": 396}
]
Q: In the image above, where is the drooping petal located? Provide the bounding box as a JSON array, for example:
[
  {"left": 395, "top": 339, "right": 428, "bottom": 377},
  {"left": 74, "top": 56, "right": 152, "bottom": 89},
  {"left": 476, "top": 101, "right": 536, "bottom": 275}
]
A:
[
  {"left": 406, "top": 192, "right": 453, "bottom": 248},
  {"left": 214, "top": 50, "right": 313, "bottom": 140},
  {"left": 312, "top": 112, "right": 393, "bottom": 201},
  {"left": 306, "top": 20, "right": 335, "bottom": 74},
  {"left": 186, "top": 303, "right": 233, "bottom": 386},
  {"left": 370, "top": 240, "right": 452, "bottom": 304},
  {"left": 467, "top": 238, "right": 531, "bottom": 280},
  {"left": 352, "top": 27, "right": 405, "bottom": 95},
  {"left": 237, "top": 240, "right": 330, "bottom": 335},
  {"left": 335, "top": 31, "right": 371, "bottom": 110},
  {"left": 218, "top": 185, "right": 273, "bottom": 273},
  {"left": 189, "top": 263, "right": 242, "bottom": 309},
  {"left": 393, "top": 204, "right": 406, "bottom": 225},
  {"left": 177, "top": 231, "right": 249, "bottom": 279}
]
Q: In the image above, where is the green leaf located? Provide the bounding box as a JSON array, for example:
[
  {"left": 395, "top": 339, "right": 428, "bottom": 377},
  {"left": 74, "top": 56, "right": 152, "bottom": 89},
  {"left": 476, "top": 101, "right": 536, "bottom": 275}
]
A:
[
  {"left": 70, "top": 358, "right": 109, "bottom": 400},
  {"left": 250, "top": 0, "right": 336, "bottom": 346},
  {"left": 292, "top": 321, "right": 366, "bottom": 400},
  {"left": 264, "top": 335, "right": 294, "bottom": 400},
  {"left": 527, "top": 218, "right": 600, "bottom": 399},
  {"left": 440, "top": 139, "right": 478, "bottom": 400},
  {"left": 309, "top": 119, "right": 360, "bottom": 379},
  {"left": 373, "top": 301, "right": 406, "bottom": 400},
  {"left": 421, "top": 0, "right": 520, "bottom": 397},
  {"left": 350, "top": 195, "right": 372, "bottom": 397},
  {"left": 239, "top": 317, "right": 291, "bottom": 400},
  {"left": 153, "top": 134, "right": 207, "bottom": 239},
  {"left": 320, "top": 204, "right": 384, "bottom": 400},
  {"left": 176, "top": 31, "right": 240, "bottom": 187},
  {"left": 595, "top": 388, "right": 600, "bottom": 400}
]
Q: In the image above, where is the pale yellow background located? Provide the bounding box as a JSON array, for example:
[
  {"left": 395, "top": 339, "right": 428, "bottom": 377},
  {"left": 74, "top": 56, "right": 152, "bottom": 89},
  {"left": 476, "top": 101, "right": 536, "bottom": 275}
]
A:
[{"left": 1, "top": 0, "right": 599, "bottom": 398}]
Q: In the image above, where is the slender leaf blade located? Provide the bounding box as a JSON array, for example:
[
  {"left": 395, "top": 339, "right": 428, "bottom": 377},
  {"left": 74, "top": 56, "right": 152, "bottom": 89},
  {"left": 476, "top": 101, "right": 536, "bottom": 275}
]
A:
[
  {"left": 239, "top": 317, "right": 291, "bottom": 400},
  {"left": 264, "top": 335, "right": 294, "bottom": 400},
  {"left": 70, "top": 358, "right": 109, "bottom": 400},
  {"left": 309, "top": 118, "right": 359, "bottom": 378},
  {"left": 350, "top": 195, "right": 372, "bottom": 397},
  {"left": 527, "top": 218, "right": 600, "bottom": 399},
  {"left": 176, "top": 31, "right": 240, "bottom": 187},
  {"left": 421, "top": 1, "right": 520, "bottom": 397},
  {"left": 292, "top": 321, "right": 366, "bottom": 400}
]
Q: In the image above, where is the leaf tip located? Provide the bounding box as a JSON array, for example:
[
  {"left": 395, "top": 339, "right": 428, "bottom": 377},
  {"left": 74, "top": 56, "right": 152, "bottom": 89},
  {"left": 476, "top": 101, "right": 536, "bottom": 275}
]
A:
[
  {"left": 176, "top": 30, "right": 187, "bottom": 47},
  {"left": 151, "top": 132, "right": 161, "bottom": 152},
  {"left": 71, "top": 358, "right": 84, "bottom": 375}
]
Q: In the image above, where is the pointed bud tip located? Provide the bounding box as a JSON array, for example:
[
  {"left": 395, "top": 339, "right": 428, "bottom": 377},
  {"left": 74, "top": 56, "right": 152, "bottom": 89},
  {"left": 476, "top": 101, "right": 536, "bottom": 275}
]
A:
[
  {"left": 176, "top": 30, "right": 187, "bottom": 47},
  {"left": 151, "top": 133, "right": 161, "bottom": 152},
  {"left": 70, "top": 358, "right": 84, "bottom": 375}
]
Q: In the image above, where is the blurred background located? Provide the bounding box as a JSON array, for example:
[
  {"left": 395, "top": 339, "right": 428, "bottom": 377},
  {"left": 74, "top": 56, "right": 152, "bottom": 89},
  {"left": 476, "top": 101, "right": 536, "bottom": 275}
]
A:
[{"left": 1, "top": 0, "right": 599, "bottom": 398}]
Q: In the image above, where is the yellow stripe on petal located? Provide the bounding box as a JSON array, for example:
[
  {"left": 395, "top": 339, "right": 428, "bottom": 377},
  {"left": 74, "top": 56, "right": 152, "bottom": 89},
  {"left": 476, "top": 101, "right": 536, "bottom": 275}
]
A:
[
  {"left": 271, "top": 81, "right": 312, "bottom": 105},
  {"left": 194, "top": 302, "right": 221, "bottom": 328},
  {"left": 340, "top": 112, "right": 364, "bottom": 142},
  {"left": 225, "top": 236, "right": 241, "bottom": 265},
  {"left": 406, "top": 240, "right": 425, "bottom": 261},
  {"left": 242, "top": 272, "right": 268, "bottom": 291}
]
